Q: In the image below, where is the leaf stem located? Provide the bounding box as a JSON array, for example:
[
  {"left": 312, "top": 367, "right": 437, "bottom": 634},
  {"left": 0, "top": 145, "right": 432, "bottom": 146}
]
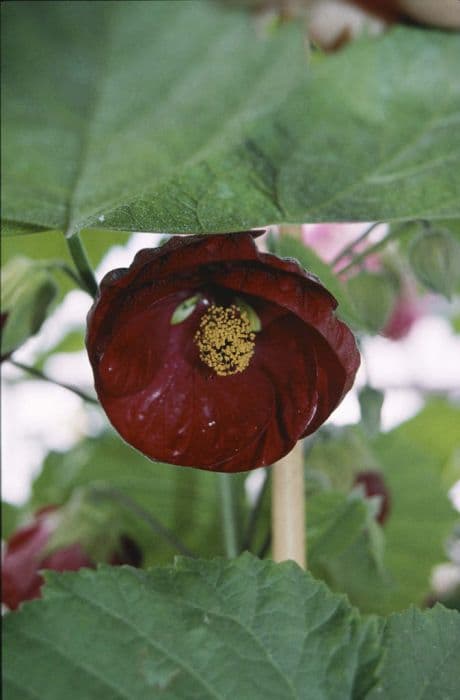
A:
[
  {"left": 8, "top": 359, "right": 99, "bottom": 405},
  {"left": 65, "top": 232, "right": 98, "bottom": 298},
  {"left": 218, "top": 474, "right": 240, "bottom": 558},
  {"left": 91, "top": 487, "right": 196, "bottom": 558},
  {"left": 331, "top": 222, "right": 382, "bottom": 267}
]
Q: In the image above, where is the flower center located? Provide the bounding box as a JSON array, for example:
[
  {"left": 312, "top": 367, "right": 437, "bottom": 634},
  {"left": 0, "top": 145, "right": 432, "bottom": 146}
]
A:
[{"left": 194, "top": 304, "right": 256, "bottom": 376}]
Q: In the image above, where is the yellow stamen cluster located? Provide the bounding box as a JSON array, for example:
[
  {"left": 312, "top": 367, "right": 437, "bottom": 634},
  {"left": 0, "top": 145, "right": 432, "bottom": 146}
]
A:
[{"left": 194, "top": 304, "right": 256, "bottom": 376}]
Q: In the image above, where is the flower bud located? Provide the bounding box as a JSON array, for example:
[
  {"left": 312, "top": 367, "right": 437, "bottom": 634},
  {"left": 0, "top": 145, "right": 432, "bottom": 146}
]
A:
[
  {"left": 1, "top": 257, "right": 57, "bottom": 360},
  {"left": 353, "top": 470, "right": 391, "bottom": 525},
  {"left": 409, "top": 229, "right": 460, "bottom": 300},
  {"left": 358, "top": 385, "right": 384, "bottom": 437},
  {"left": 1, "top": 497, "right": 142, "bottom": 611},
  {"left": 346, "top": 271, "right": 397, "bottom": 333}
]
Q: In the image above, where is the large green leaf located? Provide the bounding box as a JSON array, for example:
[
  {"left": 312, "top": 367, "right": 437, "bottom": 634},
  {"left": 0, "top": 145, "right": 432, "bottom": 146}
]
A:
[
  {"left": 2, "top": 2, "right": 459, "bottom": 236},
  {"left": 3, "top": 555, "right": 382, "bottom": 700},
  {"left": 368, "top": 605, "right": 460, "bottom": 700},
  {"left": 29, "top": 432, "right": 245, "bottom": 564},
  {"left": 3, "top": 556, "right": 459, "bottom": 700}
]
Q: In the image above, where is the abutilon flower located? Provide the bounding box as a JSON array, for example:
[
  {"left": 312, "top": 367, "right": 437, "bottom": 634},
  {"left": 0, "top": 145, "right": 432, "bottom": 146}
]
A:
[
  {"left": 86, "top": 232, "right": 360, "bottom": 473},
  {"left": 2, "top": 507, "right": 142, "bottom": 611}
]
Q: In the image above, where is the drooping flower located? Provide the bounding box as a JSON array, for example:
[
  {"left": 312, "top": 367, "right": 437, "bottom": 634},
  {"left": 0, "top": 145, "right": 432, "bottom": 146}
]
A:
[
  {"left": 86, "top": 232, "right": 360, "bottom": 472},
  {"left": 2, "top": 506, "right": 142, "bottom": 611}
]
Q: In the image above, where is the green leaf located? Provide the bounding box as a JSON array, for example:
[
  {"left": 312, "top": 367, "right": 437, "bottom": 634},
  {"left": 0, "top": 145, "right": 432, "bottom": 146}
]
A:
[
  {"left": 3, "top": 1, "right": 460, "bottom": 235},
  {"left": 1, "top": 501, "right": 25, "bottom": 540},
  {"left": 304, "top": 403, "right": 460, "bottom": 614},
  {"left": 1, "top": 229, "right": 132, "bottom": 303},
  {"left": 1, "top": 257, "right": 58, "bottom": 357},
  {"left": 308, "top": 490, "right": 370, "bottom": 564},
  {"left": 44, "top": 489, "right": 123, "bottom": 563},
  {"left": 4, "top": 556, "right": 460, "bottom": 699},
  {"left": 1, "top": 229, "right": 131, "bottom": 268},
  {"left": 2, "top": 555, "right": 382, "bottom": 700},
  {"left": 306, "top": 425, "right": 379, "bottom": 492},
  {"left": 29, "top": 432, "right": 243, "bottom": 564},
  {"left": 367, "top": 605, "right": 460, "bottom": 700},
  {"left": 371, "top": 401, "right": 460, "bottom": 612},
  {"left": 390, "top": 398, "right": 460, "bottom": 483}
]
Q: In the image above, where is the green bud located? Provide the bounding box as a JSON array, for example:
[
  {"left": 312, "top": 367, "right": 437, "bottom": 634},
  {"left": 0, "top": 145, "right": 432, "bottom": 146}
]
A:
[
  {"left": 346, "top": 271, "right": 397, "bottom": 333},
  {"left": 1, "top": 257, "right": 57, "bottom": 359},
  {"left": 358, "top": 385, "right": 384, "bottom": 438},
  {"left": 409, "top": 228, "right": 460, "bottom": 300}
]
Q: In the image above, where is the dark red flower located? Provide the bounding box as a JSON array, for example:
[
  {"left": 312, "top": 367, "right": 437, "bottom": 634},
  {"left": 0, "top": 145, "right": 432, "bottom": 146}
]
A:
[
  {"left": 2, "top": 507, "right": 142, "bottom": 610},
  {"left": 86, "top": 232, "right": 360, "bottom": 472},
  {"left": 354, "top": 470, "right": 391, "bottom": 525}
]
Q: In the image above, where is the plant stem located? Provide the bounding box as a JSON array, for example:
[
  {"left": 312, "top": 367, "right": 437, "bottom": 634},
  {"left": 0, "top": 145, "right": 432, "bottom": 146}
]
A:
[
  {"left": 65, "top": 232, "right": 98, "bottom": 298},
  {"left": 242, "top": 469, "right": 270, "bottom": 551},
  {"left": 337, "top": 223, "right": 408, "bottom": 275},
  {"left": 46, "top": 261, "right": 88, "bottom": 291},
  {"left": 258, "top": 530, "right": 271, "bottom": 559},
  {"left": 91, "top": 487, "right": 196, "bottom": 558},
  {"left": 8, "top": 359, "right": 99, "bottom": 405},
  {"left": 271, "top": 441, "right": 306, "bottom": 569},
  {"left": 218, "top": 473, "right": 240, "bottom": 558},
  {"left": 331, "top": 222, "right": 382, "bottom": 267}
]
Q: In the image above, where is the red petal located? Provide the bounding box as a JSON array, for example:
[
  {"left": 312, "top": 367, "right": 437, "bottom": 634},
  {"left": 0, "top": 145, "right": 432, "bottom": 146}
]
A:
[{"left": 87, "top": 233, "right": 360, "bottom": 472}]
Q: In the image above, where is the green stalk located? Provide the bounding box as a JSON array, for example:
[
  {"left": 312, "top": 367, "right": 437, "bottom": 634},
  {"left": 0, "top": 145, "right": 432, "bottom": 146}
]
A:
[
  {"left": 46, "top": 261, "right": 88, "bottom": 291},
  {"left": 91, "top": 487, "right": 196, "bottom": 558},
  {"left": 337, "top": 223, "right": 409, "bottom": 275},
  {"left": 242, "top": 470, "right": 270, "bottom": 552},
  {"left": 331, "top": 221, "right": 382, "bottom": 267},
  {"left": 218, "top": 473, "right": 240, "bottom": 558},
  {"left": 9, "top": 359, "right": 99, "bottom": 404},
  {"left": 65, "top": 232, "right": 98, "bottom": 298}
]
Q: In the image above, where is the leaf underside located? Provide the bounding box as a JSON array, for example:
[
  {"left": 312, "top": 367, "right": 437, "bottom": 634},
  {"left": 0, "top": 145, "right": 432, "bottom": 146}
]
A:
[{"left": 2, "top": 1, "right": 460, "bottom": 236}]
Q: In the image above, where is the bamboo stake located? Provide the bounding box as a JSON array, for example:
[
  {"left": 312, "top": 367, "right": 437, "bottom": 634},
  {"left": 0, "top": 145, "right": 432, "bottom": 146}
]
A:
[{"left": 272, "top": 441, "right": 306, "bottom": 568}]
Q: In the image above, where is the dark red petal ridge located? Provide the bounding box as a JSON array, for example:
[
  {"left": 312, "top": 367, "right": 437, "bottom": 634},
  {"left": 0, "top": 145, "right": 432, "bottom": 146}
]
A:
[{"left": 86, "top": 232, "right": 360, "bottom": 472}]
